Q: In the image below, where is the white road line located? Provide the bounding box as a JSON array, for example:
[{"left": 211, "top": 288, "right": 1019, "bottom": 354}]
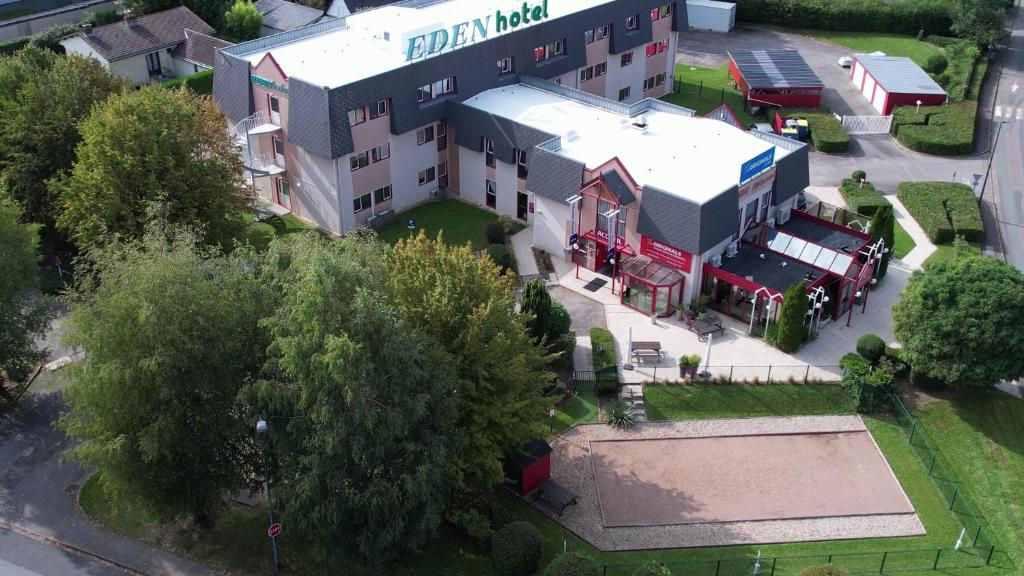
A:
[
  {"left": 995, "top": 105, "right": 1003, "bottom": 117},
  {"left": 1018, "top": 108, "right": 1023, "bottom": 120},
  {"left": 1004, "top": 107, "right": 1014, "bottom": 119}
]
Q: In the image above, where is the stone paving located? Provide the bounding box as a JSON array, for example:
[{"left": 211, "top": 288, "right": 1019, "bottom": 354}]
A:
[
  {"left": 888, "top": 195, "right": 937, "bottom": 270},
  {"left": 509, "top": 226, "right": 540, "bottom": 277}
]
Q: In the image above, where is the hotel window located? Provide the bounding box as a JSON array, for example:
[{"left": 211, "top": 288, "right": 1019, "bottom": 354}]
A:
[
  {"left": 659, "top": 38, "right": 670, "bottom": 53},
  {"left": 417, "top": 76, "right": 456, "bottom": 102},
  {"left": 348, "top": 106, "right": 366, "bottom": 126},
  {"left": 646, "top": 43, "right": 658, "bottom": 58},
  {"left": 760, "top": 191, "right": 771, "bottom": 221},
  {"left": 584, "top": 28, "right": 594, "bottom": 44},
  {"left": 618, "top": 206, "right": 627, "bottom": 234},
  {"left": 580, "top": 66, "right": 594, "bottom": 83},
  {"left": 643, "top": 76, "right": 656, "bottom": 91},
  {"left": 656, "top": 72, "right": 667, "bottom": 86},
  {"left": 534, "top": 40, "right": 565, "bottom": 62},
  {"left": 369, "top": 99, "right": 388, "bottom": 119},
  {"left": 353, "top": 192, "right": 371, "bottom": 213},
  {"left": 438, "top": 161, "right": 448, "bottom": 188},
  {"left": 484, "top": 138, "right": 495, "bottom": 168},
  {"left": 497, "top": 56, "right": 514, "bottom": 75},
  {"left": 516, "top": 149, "right": 528, "bottom": 178},
  {"left": 371, "top": 142, "right": 390, "bottom": 162},
  {"left": 486, "top": 179, "right": 496, "bottom": 208},
  {"left": 596, "top": 25, "right": 608, "bottom": 39},
  {"left": 374, "top": 184, "right": 392, "bottom": 204},
  {"left": 618, "top": 86, "right": 631, "bottom": 102},
  {"left": 437, "top": 122, "right": 448, "bottom": 151},
  {"left": 349, "top": 150, "right": 369, "bottom": 171},
  {"left": 620, "top": 51, "right": 633, "bottom": 67},
  {"left": 417, "top": 126, "right": 435, "bottom": 145},
  {"left": 418, "top": 166, "right": 436, "bottom": 186},
  {"left": 595, "top": 62, "right": 607, "bottom": 76},
  {"left": 651, "top": 4, "right": 672, "bottom": 20},
  {"left": 626, "top": 14, "right": 639, "bottom": 31}
]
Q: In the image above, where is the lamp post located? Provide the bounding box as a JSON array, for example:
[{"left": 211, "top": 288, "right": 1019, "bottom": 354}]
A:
[
  {"left": 256, "top": 419, "right": 281, "bottom": 574},
  {"left": 978, "top": 120, "right": 1010, "bottom": 206}
]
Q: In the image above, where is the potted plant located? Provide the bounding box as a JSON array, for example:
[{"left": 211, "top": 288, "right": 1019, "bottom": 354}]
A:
[
  {"left": 695, "top": 294, "right": 712, "bottom": 319},
  {"left": 679, "top": 355, "right": 702, "bottom": 379}
]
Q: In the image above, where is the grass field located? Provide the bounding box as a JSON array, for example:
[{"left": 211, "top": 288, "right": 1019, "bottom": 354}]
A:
[
  {"left": 923, "top": 241, "right": 982, "bottom": 268},
  {"left": 375, "top": 200, "right": 509, "bottom": 250},
  {"left": 551, "top": 388, "right": 599, "bottom": 435},
  {"left": 644, "top": 384, "right": 853, "bottom": 420},
  {"left": 893, "top": 220, "right": 917, "bottom": 259},
  {"left": 662, "top": 64, "right": 763, "bottom": 126},
  {"left": 806, "top": 31, "right": 942, "bottom": 67}
]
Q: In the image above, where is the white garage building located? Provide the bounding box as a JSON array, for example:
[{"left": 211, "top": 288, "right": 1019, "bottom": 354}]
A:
[{"left": 686, "top": 0, "right": 736, "bottom": 32}]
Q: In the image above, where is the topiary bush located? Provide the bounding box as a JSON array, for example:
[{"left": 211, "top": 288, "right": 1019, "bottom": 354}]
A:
[
  {"left": 487, "top": 244, "right": 514, "bottom": 273},
  {"left": 632, "top": 561, "right": 673, "bottom": 576},
  {"left": 544, "top": 552, "right": 600, "bottom": 576},
  {"left": 491, "top": 522, "right": 543, "bottom": 576},
  {"left": 856, "top": 333, "right": 886, "bottom": 363},
  {"left": 851, "top": 169, "right": 866, "bottom": 182},
  {"left": 891, "top": 101, "right": 977, "bottom": 156},
  {"left": 485, "top": 220, "right": 507, "bottom": 245},
  {"left": 797, "top": 565, "right": 849, "bottom": 576},
  {"left": 840, "top": 179, "right": 889, "bottom": 217},
  {"left": 924, "top": 53, "right": 949, "bottom": 74},
  {"left": 897, "top": 182, "right": 983, "bottom": 244}
]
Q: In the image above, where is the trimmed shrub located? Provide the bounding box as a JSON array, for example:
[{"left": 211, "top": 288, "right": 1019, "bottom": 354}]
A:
[
  {"left": 924, "top": 52, "right": 949, "bottom": 74},
  {"left": 797, "top": 565, "right": 849, "bottom": 576},
  {"left": 549, "top": 300, "right": 572, "bottom": 339},
  {"left": 891, "top": 101, "right": 977, "bottom": 156},
  {"left": 851, "top": 170, "right": 867, "bottom": 182},
  {"left": 856, "top": 333, "right": 886, "bottom": 363},
  {"left": 485, "top": 220, "right": 507, "bottom": 245},
  {"left": 840, "top": 179, "right": 889, "bottom": 216},
  {"left": 897, "top": 182, "right": 983, "bottom": 244},
  {"left": 775, "top": 281, "right": 808, "bottom": 353},
  {"left": 590, "top": 327, "right": 618, "bottom": 393},
  {"left": 782, "top": 109, "right": 849, "bottom": 153},
  {"left": 30, "top": 22, "right": 79, "bottom": 52},
  {"left": 161, "top": 70, "right": 214, "bottom": 95},
  {"left": 734, "top": 0, "right": 953, "bottom": 36},
  {"left": 632, "top": 561, "right": 673, "bottom": 576},
  {"left": 491, "top": 522, "right": 543, "bottom": 576},
  {"left": 0, "top": 38, "right": 29, "bottom": 56},
  {"left": 487, "top": 244, "right": 514, "bottom": 273},
  {"left": 498, "top": 215, "right": 520, "bottom": 236},
  {"left": 544, "top": 552, "right": 600, "bottom": 576}
]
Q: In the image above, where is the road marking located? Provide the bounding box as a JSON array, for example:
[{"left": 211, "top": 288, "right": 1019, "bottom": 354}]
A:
[
  {"left": 1018, "top": 108, "right": 1023, "bottom": 120},
  {"left": 995, "top": 105, "right": 1003, "bottom": 117},
  {"left": 1003, "top": 106, "right": 1014, "bottom": 119},
  {"left": 1014, "top": 82, "right": 1019, "bottom": 93}
]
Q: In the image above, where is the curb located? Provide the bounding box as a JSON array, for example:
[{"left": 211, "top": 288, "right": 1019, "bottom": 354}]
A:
[{"left": 0, "top": 520, "right": 147, "bottom": 576}]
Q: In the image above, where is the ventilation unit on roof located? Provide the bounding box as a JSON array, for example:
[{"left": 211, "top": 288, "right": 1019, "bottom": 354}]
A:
[
  {"left": 632, "top": 114, "right": 648, "bottom": 129},
  {"left": 725, "top": 241, "right": 738, "bottom": 257},
  {"left": 777, "top": 207, "right": 791, "bottom": 225},
  {"left": 766, "top": 217, "right": 776, "bottom": 228},
  {"left": 564, "top": 130, "right": 579, "bottom": 142},
  {"left": 710, "top": 254, "right": 723, "bottom": 267}
]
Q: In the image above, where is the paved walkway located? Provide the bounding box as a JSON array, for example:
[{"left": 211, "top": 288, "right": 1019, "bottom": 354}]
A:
[
  {"left": 573, "top": 335, "right": 593, "bottom": 374},
  {"left": 509, "top": 226, "right": 540, "bottom": 277},
  {"left": 888, "top": 196, "right": 936, "bottom": 270}
]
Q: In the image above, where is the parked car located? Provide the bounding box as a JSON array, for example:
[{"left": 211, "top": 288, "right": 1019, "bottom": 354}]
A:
[
  {"left": 837, "top": 56, "right": 853, "bottom": 68},
  {"left": 748, "top": 123, "right": 775, "bottom": 134}
]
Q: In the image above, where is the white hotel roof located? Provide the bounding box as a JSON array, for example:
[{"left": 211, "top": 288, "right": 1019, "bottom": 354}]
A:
[
  {"left": 463, "top": 84, "right": 787, "bottom": 204},
  {"left": 242, "top": 0, "right": 615, "bottom": 88}
]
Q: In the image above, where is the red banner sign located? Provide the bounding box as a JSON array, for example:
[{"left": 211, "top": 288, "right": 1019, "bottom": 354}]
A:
[
  {"left": 640, "top": 236, "right": 693, "bottom": 272},
  {"left": 739, "top": 166, "right": 777, "bottom": 197}
]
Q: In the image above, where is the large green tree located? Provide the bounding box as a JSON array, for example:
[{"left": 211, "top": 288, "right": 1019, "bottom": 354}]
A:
[
  {"left": 775, "top": 280, "right": 808, "bottom": 353},
  {"left": 242, "top": 234, "right": 456, "bottom": 566},
  {"left": 868, "top": 204, "right": 894, "bottom": 279},
  {"left": 520, "top": 278, "right": 552, "bottom": 342},
  {"left": 59, "top": 230, "right": 266, "bottom": 520},
  {"left": 53, "top": 87, "right": 248, "bottom": 252},
  {"left": 951, "top": 0, "right": 1007, "bottom": 45},
  {"left": 892, "top": 240, "right": 1024, "bottom": 387},
  {"left": 0, "top": 47, "right": 126, "bottom": 230},
  {"left": 224, "top": 0, "right": 262, "bottom": 41},
  {"left": 386, "top": 232, "right": 554, "bottom": 489},
  {"left": 0, "top": 190, "right": 50, "bottom": 389}
]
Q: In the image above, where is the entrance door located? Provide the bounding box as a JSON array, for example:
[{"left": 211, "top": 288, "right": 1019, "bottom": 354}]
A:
[
  {"left": 269, "top": 95, "right": 281, "bottom": 124},
  {"left": 273, "top": 137, "right": 285, "bottom": 167},
  {"left": 145, "top": 52, "right": 161, "bottom": 76},
  {"left": 517, "top": 191, "right": 529, "bottom": 221},
  {"left": 277, "top": 178, "right": 291, "bottom": 210}
]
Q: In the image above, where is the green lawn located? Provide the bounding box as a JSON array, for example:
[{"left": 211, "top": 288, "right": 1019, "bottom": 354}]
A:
[
  {"left": 806, "top": 31, "right": 942, "bottom": 67},
  {"left": 662, "top": 64, "right": 763, "bottom": 126},
  {"left": 923, "top": 241, "right": 982, "bottom": 268},
  {"left": 375, "top": 200, "right": 511, "bottom": 250},
  {"left": 644, "top": 383, "right": 853, "bottom": 421},
  {"left": 893, "top": 220, "right": 917, "bottom": 259},
  {"left": 551, "top": 388, "right": 598, "bottom": 435},
  {"left": 239, "top": 213, "right": 312, "bottom": 251}
]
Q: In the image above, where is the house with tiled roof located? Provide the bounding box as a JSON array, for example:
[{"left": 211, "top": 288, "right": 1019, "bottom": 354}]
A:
[{"left": 59, "top": 6, "right": 232, "bottom": 86}]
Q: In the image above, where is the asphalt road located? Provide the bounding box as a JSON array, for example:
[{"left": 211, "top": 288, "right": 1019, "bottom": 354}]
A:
[
  {"left": 989, "top": 0, "right": 1024, "bottom": 270},
  {"left": 0, "top": 527, "right": 127, "bottom": 576}
]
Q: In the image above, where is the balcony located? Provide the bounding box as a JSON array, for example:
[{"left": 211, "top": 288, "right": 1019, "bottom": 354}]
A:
[
  {"left": 240, "top": 110, "right": 281, "bottom": 136},
  {"left": 245, "top": 152, "right": 286, "bottom": 176}
]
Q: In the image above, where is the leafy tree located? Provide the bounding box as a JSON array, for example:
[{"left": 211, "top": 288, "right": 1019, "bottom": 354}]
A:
[
  {"left": 868, "top": 204, "right": 895, "bottom": 279},
  {"left": 242, "top": 234, "right": 456, "bottom": 566},
  {"left": 119, "top": 0, "right": 178, "bottom": 16},
  {"left": 120, "top": 0, "right": 233, "bottom": 29},
  {"left": 520, "top": 278, "right": 552, "bottom": 342},
  {"left": 224, "top": 0, "right": 262, "bottom": 42},
  {"left": 775, "top": 280, "right": 808, "bottom": 353},
  {"left": 0, "top": 47, "right": 126, "bottom": 230},
  {"left": 59, "top": 230, "right": 265, "bottom": 520},
  {"left": 386, "top": 232, "right": 554, "bottom": 489},
  {"left": 951, "top": 0, "right": 1006, "bottom": 46},
  {"left": 0, "top": 191, "right": 50, "bottom": 390},
  {"left": 53, "top": 87, "right": 248, "bottom": 252},
  {"left": 544, "top": 552, "right": 599, "bottom": 576},
  {"left": 892, "top": 240, "right": 1024, "bottom": 387}
]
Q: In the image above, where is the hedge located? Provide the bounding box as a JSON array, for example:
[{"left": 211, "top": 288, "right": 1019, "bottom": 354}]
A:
[
  {"left": 891, "top": 100, "right": 976, "bottom": 156},
  {"left": 160, "top": 70, "right": 214, "bottom": 95},
  {"left": 0, "top": 37, "right": 28, "bottom": 55},
  {"left": 782, "top": 109, "right": 849, "bottom": 153},
  {"left": 897, "top": 182, "right": 983, "bottom": 243},
  {"left": 589, "top": 327, "right": 618, "bottom": 392},
  {"left": 839, "top": 179, "right": 889, "bottom": 216},
  {"left": 732, "top": 0, "right": 954, "bottom": 36},
  {"left": 491, "top": 522, "right": 543, "bottom": 576}
]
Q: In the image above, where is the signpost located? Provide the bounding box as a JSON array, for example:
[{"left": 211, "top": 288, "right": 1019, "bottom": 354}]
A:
[
  {"left": 268, "top": 523, "right": 282, "bottom": 539},
  {"left": 739, "top": 147, "right": 776, "bottom": 184}
]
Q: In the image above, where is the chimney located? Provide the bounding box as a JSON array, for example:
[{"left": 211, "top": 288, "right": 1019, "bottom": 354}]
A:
[
  {"left": 123, "top": 8, "right": 138, "bottom": 26},
  {"left": 82, "top": 22, "right": 93, "bottom": 35}
]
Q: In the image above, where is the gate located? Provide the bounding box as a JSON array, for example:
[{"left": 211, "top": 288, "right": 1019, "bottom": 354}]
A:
[{"left": 841, "top": 114, "right": 894, "bottom": 134}]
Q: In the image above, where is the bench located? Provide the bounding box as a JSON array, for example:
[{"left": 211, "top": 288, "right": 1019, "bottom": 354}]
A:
[
  {"left": 534, "top": 480, "right": 578, "bottom": 517},
  {"left": 630, "top": 340, "right": 663, "bottom": 364},
  {"left": 690, "top": 315, "right": 725, "bottom": 342}
]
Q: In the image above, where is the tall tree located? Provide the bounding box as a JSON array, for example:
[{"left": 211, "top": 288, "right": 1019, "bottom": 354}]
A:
[
  {"left": 242, "top": 234, "right": 456, "bottom": 566},
  {"left": 893, "top": 240, "right": 1024, "bottom": 387},
  {"left": 59, "top": 230, "right": 266, "bottom": 520},
  {"left": 520, "top": 278, "right": 552, "bottom": 343},
  {"left": 224, "top": 0, "right": 262, "bottom": 42},
  {"left": 0, "top": 47, "right": 126, "bottom": 230},
  {"left": 868, "top": 204, "right": 895, "bottom": 279},
  {"left": 53, "top": 87, "right": 248, "bottom": 252},
  {"left": 0, "top": 190, "right": 50, "bottom": 389},
  {"left": 386, "top": 232, "right": 554, "bottom": 489},
  {"left": 951, "top": 0, "right": 1007, "bottom": 46},
  {"left": 774, "top": 280, "right": 808, "bottom": 353}
]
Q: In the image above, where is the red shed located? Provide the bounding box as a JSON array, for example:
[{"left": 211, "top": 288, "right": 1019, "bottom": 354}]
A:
[
  {"left": 850, "top": 55, "right": 947, "bottom": 115},
  {"left": 728, "top": 49, "right": 823, "bottom": 110},
  {"left": 505, "top": 440, "right": 552, "bottom": 496}
]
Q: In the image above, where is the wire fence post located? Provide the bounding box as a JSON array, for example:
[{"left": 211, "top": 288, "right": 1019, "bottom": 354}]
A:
[
  {"left": 879, "top": 551, "right": 888, "bottom": 574},
  {"left": 986, "top": 545, "right": 995, "bottom": 565},
  {"left": 769, "top": 557, "right": 776, "bottom": 576},
  {"left": 928, "top": 453, "right": 937, "bottom": 475},
  {"left": 699, "top": 79, "right": 703, "bottom": 97},
  {"left": 804, "top": 365, "right": 810, "bottom": 384},
  {"left": 729, "top": 365, "right": 734, "bottom": 384},
  {"left": 766, "top": 365, "right": 772, "bottom": 384},
  {"left": 720, "top": 87, "right": 725, "bottom": 103},
  {"left": 949, "top": 487, "right": 959, "bottom": 510},
  {"left": 715, "top": 559, "right": 721, "bottom": 576},
  {"left": 933, "top": 548, "right": 942, "bottom": 570},
  {"left": 974, "top": 523, "right": 982, "bottom": 546}
]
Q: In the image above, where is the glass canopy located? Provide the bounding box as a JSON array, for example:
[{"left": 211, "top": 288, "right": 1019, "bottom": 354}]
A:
[{"left": 763, "top": 229, "right": 855, "bottom": 278}]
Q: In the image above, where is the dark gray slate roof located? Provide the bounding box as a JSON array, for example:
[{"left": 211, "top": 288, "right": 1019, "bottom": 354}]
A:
[
  {"left": 172, "top": 29, "right": 233, "bottom": 68},
  {"left": 255, "top": 0, "right": 326, "bottom": 32},
  {"left": 856, "top": 55, "right": 946, "bottom": 95},
  {"left": 69, "top": 6, "right": 213, "bottom": 62},
  {"left": 728, "top": 49, "right": 823, "bottom": 89},
  {"left": 601, "top": 169, "right": 636, "bottom": 204},
  {"left": 526, "top": 148, "right": 585, "bottom": 204},
  {"left": 637, "top": 185, "right": 738, "bottom": 256}
]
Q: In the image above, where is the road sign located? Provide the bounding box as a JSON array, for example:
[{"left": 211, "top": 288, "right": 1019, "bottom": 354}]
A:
[
  {"left": 268, "top": 523, "right": 282, "bottom": 538},
  {"left": 407, "top": 218, "right": 416, "bottom": 230},
  {"left": 569, "top": 233, "right": 578, "bottom": 246}
]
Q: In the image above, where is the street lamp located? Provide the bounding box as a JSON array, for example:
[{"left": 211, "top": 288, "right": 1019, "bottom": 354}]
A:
[
  {"left": 978, "top": 120, "right": 1010, "bottom": 206},
  {"left": 256, "top": 419, "right": 281, "bottom": 574}
]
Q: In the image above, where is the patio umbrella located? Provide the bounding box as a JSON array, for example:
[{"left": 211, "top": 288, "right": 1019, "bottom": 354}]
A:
[
  {"left": 700, "top": 333, "right": 713, "bottom": 378},
  {"left": 624, "top": 327, "right": 634, "bottom": 370}
]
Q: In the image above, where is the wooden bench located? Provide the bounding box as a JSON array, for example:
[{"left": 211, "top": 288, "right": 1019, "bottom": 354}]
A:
[
  {"left": 690, "top": 315, "right": 725, "bottom": 342},
  {"left": 534, "top": 480, "right": 578, "bottom": 517},
  {"left": 630, "top": 341, "right": 663, "bottom": 364}
]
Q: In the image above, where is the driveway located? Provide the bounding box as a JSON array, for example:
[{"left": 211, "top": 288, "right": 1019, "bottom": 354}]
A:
[{"left": 676, "top": 26, "right": 878, "bottom": 116}]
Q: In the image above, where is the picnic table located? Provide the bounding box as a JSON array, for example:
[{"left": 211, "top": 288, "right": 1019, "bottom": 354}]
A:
[
  {"left": 690, "top": 314, "right": 725, "bottom": 342},
  {"left": 533, "top": 480, "right": 578, "bottom": 517},
  {"left": 630, "top": 340, "right": 663, "bottom": 364}
]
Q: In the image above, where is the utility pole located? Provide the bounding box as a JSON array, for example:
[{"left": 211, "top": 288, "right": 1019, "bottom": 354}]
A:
[{"left": 978, "top": 120, "right": 1009, "bottom": 206}]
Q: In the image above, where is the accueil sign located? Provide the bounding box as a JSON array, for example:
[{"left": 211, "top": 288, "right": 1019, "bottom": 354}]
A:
[{"left": 406, "top": 0, "right": 550, "bottom": 62}]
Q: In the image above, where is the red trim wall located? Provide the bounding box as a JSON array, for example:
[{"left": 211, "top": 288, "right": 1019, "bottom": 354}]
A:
[
  {"left": 521, "top": 454, "right": 550, "bottom": 495},
  {"left": 883, "top": 92, "right": 947, "bottom": 115}
]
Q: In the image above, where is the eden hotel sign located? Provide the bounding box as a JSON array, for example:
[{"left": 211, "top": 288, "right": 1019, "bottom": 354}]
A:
[{"left": 406, "top": 0, "right": 550, "bottom": 61}]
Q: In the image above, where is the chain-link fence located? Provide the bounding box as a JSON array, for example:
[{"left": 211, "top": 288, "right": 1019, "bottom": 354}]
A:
[{"left": 619, "top": 364, "right": 843, "bottom": 385}]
